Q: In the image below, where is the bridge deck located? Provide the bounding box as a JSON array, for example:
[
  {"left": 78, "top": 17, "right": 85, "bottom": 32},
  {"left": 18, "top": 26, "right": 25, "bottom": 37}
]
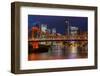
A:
[{"left": 28, "top": 39, "right": 87, "bottom": 42}]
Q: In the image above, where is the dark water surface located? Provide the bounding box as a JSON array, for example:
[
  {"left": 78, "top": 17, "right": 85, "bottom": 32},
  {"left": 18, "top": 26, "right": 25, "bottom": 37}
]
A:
[{"left": 28, "top": 41, "right": 88, "bottom": 60}]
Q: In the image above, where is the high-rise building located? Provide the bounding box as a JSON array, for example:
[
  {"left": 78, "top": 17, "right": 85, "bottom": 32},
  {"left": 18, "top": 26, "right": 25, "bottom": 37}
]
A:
[
  {"left": 41, "top": 24, "right": 47, "bottom": 33},
  {"left": 65, "top": 21, "right": 70, "bottom": 35},
  {"left": 52, "top": 28, "right": 56, "bottom": 34},
  {"left": 47, "top": 29, "right": 51, "bottom": 34},
  {"left": 40, "top": 24, "right": 48, "bottom": 45},
  {"left": 70, "top": 26, "right": 78, "bottom": 35}
]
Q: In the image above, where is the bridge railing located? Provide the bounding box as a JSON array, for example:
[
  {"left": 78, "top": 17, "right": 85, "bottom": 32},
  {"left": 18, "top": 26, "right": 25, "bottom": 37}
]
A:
[{"left": 29, "top": 35, "right": 87, "bottom": 42}]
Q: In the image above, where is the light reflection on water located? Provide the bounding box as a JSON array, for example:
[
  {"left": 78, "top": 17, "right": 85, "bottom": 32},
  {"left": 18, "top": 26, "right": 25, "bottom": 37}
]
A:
[{"left": 28, "top": 41, "right": 88, "bottom": 60}]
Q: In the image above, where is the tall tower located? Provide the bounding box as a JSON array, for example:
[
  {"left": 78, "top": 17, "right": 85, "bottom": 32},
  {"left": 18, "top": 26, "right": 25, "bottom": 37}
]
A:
[
  {"left": 65, "top": 20, "right": 70, "bottom": 35},
  {"left": 52, "top": 28, "right": 56, "bottom": 34},
  {"left": 70, "top": 26, "right": 78, "bottom": 36},
  {"left": 41, "top": 24, "right": 47, "bottom": 33}
]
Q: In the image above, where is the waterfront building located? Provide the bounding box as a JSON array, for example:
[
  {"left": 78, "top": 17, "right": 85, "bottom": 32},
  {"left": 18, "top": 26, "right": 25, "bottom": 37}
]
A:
[
  {"left": 52, "top": 28, "right": 56, "bottom": 34},
  {"left": 41, "top": 24, "right": 47, "bottom": 33},
  {"left": 70, "top": 26, "right": 78, "bottom": 36},
  {"left": 40, "top": 24, "right": 48, "bottom": 44}
]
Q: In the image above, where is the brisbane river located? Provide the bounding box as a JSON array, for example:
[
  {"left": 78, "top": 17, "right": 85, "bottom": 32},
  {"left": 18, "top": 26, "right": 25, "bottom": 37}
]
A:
[{"left": 28, "top": 40, "right": 88, "bottom": 60}]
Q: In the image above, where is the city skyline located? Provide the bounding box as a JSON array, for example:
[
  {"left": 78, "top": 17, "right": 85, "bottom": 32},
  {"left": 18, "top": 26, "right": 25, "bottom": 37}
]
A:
[{"left": 28, "top": 15, "right": 88, "bottom": 35}]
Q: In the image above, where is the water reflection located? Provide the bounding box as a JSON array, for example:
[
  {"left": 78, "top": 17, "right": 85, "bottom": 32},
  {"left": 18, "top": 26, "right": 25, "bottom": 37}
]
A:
[{"left": 28, "top": 40, "right": 88, "bottom": 60}]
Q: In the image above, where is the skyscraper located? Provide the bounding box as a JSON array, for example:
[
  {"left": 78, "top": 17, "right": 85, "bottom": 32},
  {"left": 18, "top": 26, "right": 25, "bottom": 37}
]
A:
[
  {"left": 65, "top": 21, "right": 70, "bottom": 35},
  {"left": 52, "top": 28, "right": 56, "bottom": 34},
  {"left": 70, "top": 26, "right": 78, "bottom": 36},
  {"left": 41, "top": 24, "right": 47, "bottom": 33}
]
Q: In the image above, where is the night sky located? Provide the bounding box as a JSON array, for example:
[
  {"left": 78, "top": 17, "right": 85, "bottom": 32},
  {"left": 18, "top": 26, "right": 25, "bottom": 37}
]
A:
[{"left": 28, "top": 15, "right": 88, "bottom": 34}]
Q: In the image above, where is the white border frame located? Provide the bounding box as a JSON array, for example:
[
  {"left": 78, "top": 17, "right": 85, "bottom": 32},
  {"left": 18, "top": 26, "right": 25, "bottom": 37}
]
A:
[{"left": 20, "top": 6, "right": 95, "bottom": 70}]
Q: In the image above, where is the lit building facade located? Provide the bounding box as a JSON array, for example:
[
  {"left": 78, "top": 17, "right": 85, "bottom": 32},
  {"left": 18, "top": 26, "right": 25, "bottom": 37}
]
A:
[
  {"left": 41, "top": 24, "right": 47, "bottom": 33},
  {"left": 52, "top": 28, "right": 56, "bottom": 34},
  {"left": 70, "top": 26, "right": 78, "bottom": 36}
]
